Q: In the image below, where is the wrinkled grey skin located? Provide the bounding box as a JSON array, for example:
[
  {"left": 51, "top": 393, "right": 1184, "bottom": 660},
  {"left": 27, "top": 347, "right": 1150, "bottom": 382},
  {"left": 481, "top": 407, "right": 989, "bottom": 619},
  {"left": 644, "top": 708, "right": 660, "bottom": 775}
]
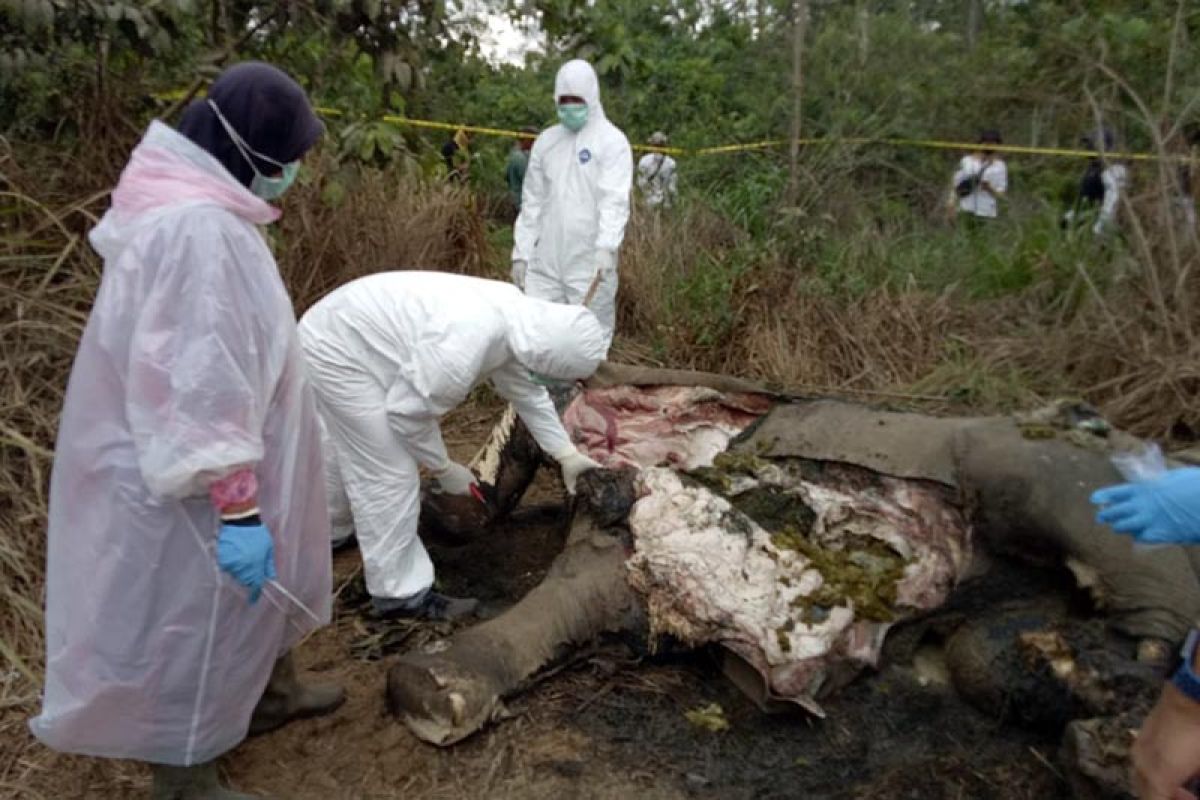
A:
[
  {"left": 744, "top": 399, "right": 1200, "bottom": 643},
  {"left": 392, "top": 364, "right": 1195, "bottom": 775},
  {"left": 390, "top": 468, "right": 642, "bottom": 745}
]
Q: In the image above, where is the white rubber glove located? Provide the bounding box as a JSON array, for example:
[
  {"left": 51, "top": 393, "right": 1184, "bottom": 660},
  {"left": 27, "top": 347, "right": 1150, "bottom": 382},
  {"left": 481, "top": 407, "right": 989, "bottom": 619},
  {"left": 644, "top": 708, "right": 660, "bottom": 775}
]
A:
[
  {"left": 555, "top": 447, "right": 602, "bottom": 495},
  {"left": 431, "top": 461, "right": 476, "bottom": 496},
  {"left": 512, "top": 259, "right": 528, "bottom": 290},
  {"left": 593, "top": 249, "right": 617, "bottom": 279}
]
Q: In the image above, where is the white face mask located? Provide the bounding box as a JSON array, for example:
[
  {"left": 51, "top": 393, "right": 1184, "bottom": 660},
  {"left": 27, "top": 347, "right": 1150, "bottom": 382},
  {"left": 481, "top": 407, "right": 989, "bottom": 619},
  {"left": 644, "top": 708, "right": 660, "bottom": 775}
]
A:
[{"left": 207, "top": 100, "right": 300, "bottom": 200}]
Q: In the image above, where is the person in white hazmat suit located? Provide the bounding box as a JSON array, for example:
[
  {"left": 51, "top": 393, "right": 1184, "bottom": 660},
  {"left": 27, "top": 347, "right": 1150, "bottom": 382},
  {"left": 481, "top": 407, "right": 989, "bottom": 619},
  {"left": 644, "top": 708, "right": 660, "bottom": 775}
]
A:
[
  {"left": 298, "top": 271, "right": 606, "bottom": 620},
  {"left": 512, "top": 59, "right": 633, "bottom": 347},
  {"left": 636, "top": 131, "right": 679, "bottom": 208},
  {"left": 28, "top": 63, "right": 344, "bottom": 800}
]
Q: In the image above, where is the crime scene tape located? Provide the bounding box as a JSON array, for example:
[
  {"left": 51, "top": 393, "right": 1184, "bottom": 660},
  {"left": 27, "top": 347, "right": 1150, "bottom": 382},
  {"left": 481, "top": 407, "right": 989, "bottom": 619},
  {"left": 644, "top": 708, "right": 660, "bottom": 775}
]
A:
[{"left": 152, "top": 88, "right": 1194, "bottom": 163}]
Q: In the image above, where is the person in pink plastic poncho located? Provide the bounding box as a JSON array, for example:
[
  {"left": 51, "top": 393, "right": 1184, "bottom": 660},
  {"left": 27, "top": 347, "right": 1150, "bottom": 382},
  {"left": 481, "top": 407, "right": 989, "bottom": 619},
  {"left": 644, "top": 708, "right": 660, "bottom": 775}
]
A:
[{"left": 29, "top": 62, "right": 344, "bottom": 799}]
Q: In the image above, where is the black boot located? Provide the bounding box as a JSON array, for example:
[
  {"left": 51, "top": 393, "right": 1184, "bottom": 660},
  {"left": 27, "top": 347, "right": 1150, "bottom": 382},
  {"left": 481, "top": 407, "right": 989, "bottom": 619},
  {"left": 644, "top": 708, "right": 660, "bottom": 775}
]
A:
[
  {"left": 150, "top": 762, "right": 258, "bottom": 800},
  {"left": 372, "top": 590, "right": 479, "bottom": 621},
  {"left": 248, "top": 652, "right": 346, "bottom": 737}
]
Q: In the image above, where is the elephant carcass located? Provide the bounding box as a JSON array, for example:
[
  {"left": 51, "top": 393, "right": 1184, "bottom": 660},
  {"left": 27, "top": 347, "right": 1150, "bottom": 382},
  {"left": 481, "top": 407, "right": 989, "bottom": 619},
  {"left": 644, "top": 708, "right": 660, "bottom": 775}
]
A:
[
  {"left": 388, "top": 467, "right": 643, "bottom": 745},
  {"left": 389, "top": 365, "right": 1200, "bottom": 748},
  {"left": 389, "top": 377, "right": 970, "bottom": 742}
]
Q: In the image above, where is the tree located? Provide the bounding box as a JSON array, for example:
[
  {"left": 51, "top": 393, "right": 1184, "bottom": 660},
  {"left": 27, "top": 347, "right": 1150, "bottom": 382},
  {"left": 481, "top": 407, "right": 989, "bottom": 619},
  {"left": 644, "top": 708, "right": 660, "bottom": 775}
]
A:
[{"left": 785, "top": 0, "right": 807, "bottom": 205}]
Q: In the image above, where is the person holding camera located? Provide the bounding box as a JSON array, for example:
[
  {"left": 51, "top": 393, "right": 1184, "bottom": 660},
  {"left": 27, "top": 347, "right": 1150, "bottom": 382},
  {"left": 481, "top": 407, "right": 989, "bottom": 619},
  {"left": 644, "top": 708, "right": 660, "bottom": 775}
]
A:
[
  {"left": 1062, "top": 127, "right": 1129, "bottom": 237},
  {"left": 947, "top": 129, "right": 1008, "bottom": 223}
]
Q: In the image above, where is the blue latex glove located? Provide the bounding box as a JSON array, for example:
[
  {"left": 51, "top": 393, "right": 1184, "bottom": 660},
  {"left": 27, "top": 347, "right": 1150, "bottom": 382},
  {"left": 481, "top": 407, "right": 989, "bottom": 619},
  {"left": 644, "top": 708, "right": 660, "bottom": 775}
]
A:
[
  {"left": 1091, "top": 467, "right": 1200, "bottom": 544},
  {"left": 217, "top": 520, "right": 277, "bottom": 603}
]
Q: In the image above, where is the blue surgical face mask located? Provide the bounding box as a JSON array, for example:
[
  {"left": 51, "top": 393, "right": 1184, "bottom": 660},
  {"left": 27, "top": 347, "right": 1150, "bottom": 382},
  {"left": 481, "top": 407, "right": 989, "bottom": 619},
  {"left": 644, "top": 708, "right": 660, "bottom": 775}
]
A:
[
  {"left": 250, "top": 161, "right": 300, "bottom": 200},
  {"left": 208, "top": 99, "right": 301, "bottom": 201},
  {"left": 557, "top": 102, "right": 589, "bottom": 133}
]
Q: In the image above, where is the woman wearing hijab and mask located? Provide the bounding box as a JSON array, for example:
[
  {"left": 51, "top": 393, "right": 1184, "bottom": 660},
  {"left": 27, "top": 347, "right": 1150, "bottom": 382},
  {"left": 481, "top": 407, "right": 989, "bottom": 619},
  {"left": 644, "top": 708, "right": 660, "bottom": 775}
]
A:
[{"left": 29, "top": 62, "right": 343, "bottom": 799}]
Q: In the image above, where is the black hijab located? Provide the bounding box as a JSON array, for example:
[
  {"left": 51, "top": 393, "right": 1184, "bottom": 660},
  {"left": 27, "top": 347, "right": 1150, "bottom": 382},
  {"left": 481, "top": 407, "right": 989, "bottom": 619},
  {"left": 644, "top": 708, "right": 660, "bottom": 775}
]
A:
[{"left": 178, "top": 61, "right": 324, "bottom": 188}]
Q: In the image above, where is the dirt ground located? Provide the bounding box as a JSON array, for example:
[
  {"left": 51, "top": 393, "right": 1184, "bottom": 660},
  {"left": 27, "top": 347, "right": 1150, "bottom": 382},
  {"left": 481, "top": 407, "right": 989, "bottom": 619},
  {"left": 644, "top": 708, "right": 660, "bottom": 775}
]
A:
[
  {"left": 4, "top": 492, "right": 1075, "bottom": 800},
  {"left": 3, "top": 411, "right": 1086, "bottom": 800},
  {"left": 231, "top": 474, "right": 1074, "bottom": 800},
  {"left": 228, "top": 487, "right": 1070, "bottom": 800}
]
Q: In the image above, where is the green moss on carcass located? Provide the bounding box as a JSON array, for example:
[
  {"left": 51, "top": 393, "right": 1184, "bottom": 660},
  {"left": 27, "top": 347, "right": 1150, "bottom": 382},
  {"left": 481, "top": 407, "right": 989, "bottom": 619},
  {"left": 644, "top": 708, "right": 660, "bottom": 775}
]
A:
[
  {"left": 690, "top": 451, "right": 772, "bottom": 493},
  {"left": 774, "top": 528, "right": 907, "bottom": 622},
  {"left": 687, "top": 454, "right": 908, "bottom": 623},
  {"left": 688, "top": 465, "right": 735, "bottom": 494},
  {"left": 731, "top": 487, "right": 817, "bottom": 535},
  {"left": 712, "top": 450, "right": 772, "bottom": 475},
  {"left": 1018, "top": 423, "right": 1058, "bottom": 440}
]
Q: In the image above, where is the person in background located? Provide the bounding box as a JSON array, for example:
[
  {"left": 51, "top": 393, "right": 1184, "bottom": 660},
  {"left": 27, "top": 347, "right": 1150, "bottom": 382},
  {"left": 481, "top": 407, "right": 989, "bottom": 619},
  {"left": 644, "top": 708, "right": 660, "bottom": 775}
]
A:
[
  {"left": 947, "top": 129, "right": 1008, "bottom": 223},
  {"left": 1165, "top": 121, "right": 1198, "bottom": 235},
  {"left": 28, "top": 62, "right": 344, "bottom": 800},
  {"left": 1092, "top": 465, "right": 1200, "bottom": 800},
  {"left": 506, "top": 126, "right": 537, "bottom": 213},
  {"left": 511, "top": 59, "right": 633, "bottom": 349},
  {"left": 636, "top": 131, "right": 678, "bottom": 209},
  {"left": 1063, "top": 128, "right": 1128, "bottom": 237},
  {"left": 298, "top": 271, "right": 605, "bottom": 623},
  {"left": 441, "top": 127, "right": 470, "bottom": 182}
]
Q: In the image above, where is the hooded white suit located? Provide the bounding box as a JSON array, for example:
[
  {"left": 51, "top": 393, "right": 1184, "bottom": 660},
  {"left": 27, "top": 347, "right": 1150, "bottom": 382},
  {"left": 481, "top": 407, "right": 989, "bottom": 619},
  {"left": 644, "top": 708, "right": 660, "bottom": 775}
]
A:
[
  {"left": 298, "top": 271, "right": 606, "bottom": 601},
  {"left": 513, "top": 59, "right": 633, "bottom": 346}
]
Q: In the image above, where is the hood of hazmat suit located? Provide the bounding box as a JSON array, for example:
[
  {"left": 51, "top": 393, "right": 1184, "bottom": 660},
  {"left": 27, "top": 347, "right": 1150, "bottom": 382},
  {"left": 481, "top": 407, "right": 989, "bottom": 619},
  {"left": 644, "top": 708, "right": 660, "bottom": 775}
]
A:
[
  {"left": 29, "top": 120, "right": 331, "bottom": 766},
  {"left": 298, "top": 271, "right": 604, "bottom": 601},
  {"left": 512, "top": 59, "right": 632, "bottom": 345}
]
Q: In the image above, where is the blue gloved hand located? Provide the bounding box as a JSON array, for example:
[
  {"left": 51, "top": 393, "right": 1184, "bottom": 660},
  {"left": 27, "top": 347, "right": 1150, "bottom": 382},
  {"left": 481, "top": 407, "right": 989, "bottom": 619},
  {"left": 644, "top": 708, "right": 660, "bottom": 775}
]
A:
[
  {"left": 217, "top": 518, "right": 277, "bottom": 603},
  {"left": 1091, "top": 467, "right": 1200, "bottom": 544}
]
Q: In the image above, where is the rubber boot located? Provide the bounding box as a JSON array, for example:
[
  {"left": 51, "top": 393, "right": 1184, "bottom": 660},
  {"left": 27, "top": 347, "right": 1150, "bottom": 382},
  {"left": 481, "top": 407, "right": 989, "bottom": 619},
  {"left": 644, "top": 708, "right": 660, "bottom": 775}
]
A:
[
  {"left": 247, "top": 652, "right": 346, "bottom": 737},
  {"left": 372, "top": 590, "right": 479, "bottom": 621},
  {"left": 150, "top": 762, "right": 258, "bottom": 800}
]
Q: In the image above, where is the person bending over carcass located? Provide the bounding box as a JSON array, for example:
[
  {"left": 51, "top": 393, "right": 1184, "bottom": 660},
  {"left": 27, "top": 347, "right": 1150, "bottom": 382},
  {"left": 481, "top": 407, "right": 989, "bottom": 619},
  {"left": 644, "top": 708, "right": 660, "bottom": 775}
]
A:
[
  {"left": 29, "top": 62, "right": 344, "bottom": 800},
  {"left": 511, "top": 58, "right": 633, "bottom": 348},
  {"left": 1093, "top": 466, "right": 1200, "bottom": 800},
  {"left": 298, "top": 271, "right": 605, "bottom": 622}
]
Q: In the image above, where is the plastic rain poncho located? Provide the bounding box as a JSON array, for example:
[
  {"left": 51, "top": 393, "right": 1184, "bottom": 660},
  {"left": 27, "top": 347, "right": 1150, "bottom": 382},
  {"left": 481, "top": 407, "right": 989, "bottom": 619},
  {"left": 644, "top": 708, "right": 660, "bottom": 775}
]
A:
[
  {"left": 513, "top": 60, "right": 632, "bottom": 345},
  {"left": 298, "top": 271, "right": 607, "bottom": 601},
  {"left": 29, "top": 121, "right": 331, "bottom": 766}
]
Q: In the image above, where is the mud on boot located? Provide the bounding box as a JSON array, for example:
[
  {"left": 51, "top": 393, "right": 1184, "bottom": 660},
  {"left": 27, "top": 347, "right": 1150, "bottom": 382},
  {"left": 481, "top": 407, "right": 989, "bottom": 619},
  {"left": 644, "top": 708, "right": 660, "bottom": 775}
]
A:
[
  {"left": 248, "top": 652, "right": 346, "bottom": 737},
  {"left": 150, "top": 762, "right": 258, "bottom": 800}
]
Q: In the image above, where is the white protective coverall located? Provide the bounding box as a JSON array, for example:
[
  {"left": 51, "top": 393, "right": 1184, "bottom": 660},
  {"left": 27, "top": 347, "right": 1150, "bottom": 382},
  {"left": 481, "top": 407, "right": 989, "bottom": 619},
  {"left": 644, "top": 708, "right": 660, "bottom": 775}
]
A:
[
  {"left": 637, "top": 152, "right": 678, "bottom": 208},
  {"left": 1095, "top": 163, "right": 1129, "bottom": 235},
  {"left": 513, "top": 59, "right": 633, "bottom": 345},
  {"left": 298, "top": 271, "right": 606, "bottom": 601},
  {"left": 29, "top": 122, "right": 332, "bottom": 765}
]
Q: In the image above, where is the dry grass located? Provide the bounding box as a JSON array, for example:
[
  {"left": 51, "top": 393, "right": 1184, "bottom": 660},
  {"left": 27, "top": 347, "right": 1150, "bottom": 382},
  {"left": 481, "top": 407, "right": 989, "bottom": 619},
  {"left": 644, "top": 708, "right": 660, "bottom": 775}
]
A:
[
  {"left": 0, "top": 170, "right": 130, "bottom": 793},
  {"left": 618, "top": 187, "right": 1198, "bottom": 432},
  {"left": 276, "top": 152, "right": 495, "bottom": 314}
]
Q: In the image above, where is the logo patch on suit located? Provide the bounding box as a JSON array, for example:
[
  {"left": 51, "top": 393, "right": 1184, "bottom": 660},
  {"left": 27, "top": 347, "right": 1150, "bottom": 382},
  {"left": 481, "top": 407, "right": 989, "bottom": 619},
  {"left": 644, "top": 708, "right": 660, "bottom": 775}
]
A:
[{"left": 578, "top": 148, "right": 592, "bottom": 164}]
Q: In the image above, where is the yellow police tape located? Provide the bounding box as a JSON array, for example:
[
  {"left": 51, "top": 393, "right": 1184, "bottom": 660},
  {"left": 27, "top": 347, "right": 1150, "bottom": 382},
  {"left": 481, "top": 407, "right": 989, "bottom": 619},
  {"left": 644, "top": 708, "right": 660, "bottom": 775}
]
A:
[{"left": 154, "top": 89, "right": 1191, "bottom": 163}]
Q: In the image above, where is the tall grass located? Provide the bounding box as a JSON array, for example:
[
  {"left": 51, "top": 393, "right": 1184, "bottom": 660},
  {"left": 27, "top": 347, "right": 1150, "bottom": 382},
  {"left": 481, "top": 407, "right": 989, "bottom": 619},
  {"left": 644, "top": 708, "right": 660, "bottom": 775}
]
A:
[
  {"left": 0, "top": 167, "right": 110, "bottom": 786},
  {"left": 619, "top": 124, "right": 1198, "bottom": 435},
  {"left": 275, "top": 152, "right": 494, "bottom": 313}
]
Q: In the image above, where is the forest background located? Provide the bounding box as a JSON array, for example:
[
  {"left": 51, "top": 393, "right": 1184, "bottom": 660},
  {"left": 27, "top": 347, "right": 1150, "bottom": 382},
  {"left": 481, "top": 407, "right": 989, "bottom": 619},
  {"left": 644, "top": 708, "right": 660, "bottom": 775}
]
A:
[{"left": 0, "top": 0, "right": 1198, "bottom": 767}]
